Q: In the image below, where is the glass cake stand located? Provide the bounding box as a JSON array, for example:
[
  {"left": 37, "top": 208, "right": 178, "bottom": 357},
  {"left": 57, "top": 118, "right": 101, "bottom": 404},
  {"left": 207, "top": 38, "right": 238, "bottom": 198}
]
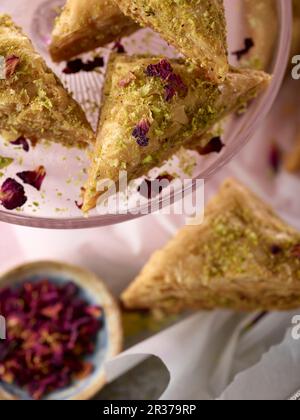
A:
[{"left": 0, "top": 0, "right": 293, "bottom": 229}]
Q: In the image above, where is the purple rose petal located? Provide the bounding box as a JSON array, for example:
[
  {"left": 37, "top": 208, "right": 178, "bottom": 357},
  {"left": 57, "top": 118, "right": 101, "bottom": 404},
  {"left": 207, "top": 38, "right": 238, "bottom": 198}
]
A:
[
  {"left": 63, "top": 56, "right": 104, "bottom": 74},
  {"left": 196, "top": 137, "right": 225, "bottom": 155},
  {"left": 138, "top": 173, "right": 175, "bottom": 199},
  {"left": 269, "top": 143, "right": 282, "bottom": 174},
  {"left": 113, "top": 41, "right": 126, "bottom": 54},
  {"left": 0, "top": 178, "right": 27, "bottom": 210},
  {"left": 145, "top": 59, "right": 187, "bottom": 101},
  {"left": 0, "top": 279, "right": 103, "bottom": 399},
  {"left": 17, "top": 166, "right": 46, "bottom": 191},
  {"left": 132, "top": 119, "right": 151, "bottom": 147},
  {"left": 145, "top": 59, "right": 173, "bottom": 80},
  {"left": 10, "top": 136, "right": 30, "bottom": 152},
  {"left": 232, "top": 38, "right": 255, "bottom": 61}
]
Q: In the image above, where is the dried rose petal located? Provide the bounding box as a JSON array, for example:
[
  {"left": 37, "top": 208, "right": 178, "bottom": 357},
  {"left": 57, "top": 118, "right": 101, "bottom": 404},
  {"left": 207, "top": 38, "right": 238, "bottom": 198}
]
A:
[
  {"left": 17, "top": 166, "right": 46, "bottom": 191},
  {"left": 10, "top": 136, "right": 30, "bottom": 152},
  {"left": 145, "top": 59, "right": 173, "bottom": 79},
  {"left": 138, "top": 173, "right": 174, "bottom": 199},
  {"left": 41, "top": 303, "right": 63, "bottom": 319},
  {"left": 0, "top": 178, "right": 27, "bottom": 210},
  {"left": 0, "top": 279, "right": 103, "bottom": 399},
  {"left": 232, "top": 38, "right": 255, "bottom": 60},
  {"left": 291, "top": 244, "right": 300, "bottom": 259},
  {"left": 269, "top": 143, "right": 282, "bottom": 174},
  {"left": 132, "top": 119, "right": 151, "bottom": 147},
  {"left": 196, "top": 137, "right": 225, "bottom": 155},
  {"left": 63, "top": 59, "right": 83, "bottom": 74},
  {"left": 63, "top": 56, "right": 104, "bottom": 74},
  {"left": 145, "top": 59, "right": 187, "bottom": 101},
  {"left": 5, "top": 55, "right": 20, "bottom": 78},
  {"left": 270, "top": 245, "right": 282, "bottom": 255},
  {"left": 75, "top": 201, "right": 83, "bottom": 210},
  {"left": 113, "top": 41, "right": 126, "bottom": 54},
  {"left": 83, "top": 56, "right": 104, "bottom": 72},
  {"left": 165, "top": 73, "right": 188, "bottom": 102}
]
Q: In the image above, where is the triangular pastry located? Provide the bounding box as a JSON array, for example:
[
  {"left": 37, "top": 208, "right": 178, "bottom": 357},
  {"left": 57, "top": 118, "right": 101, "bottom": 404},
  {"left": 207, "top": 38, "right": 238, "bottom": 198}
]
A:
[
  {"left": 122, "top": 179, "right": 300, "bottom": 313},
  {"left": 50, "top": 0, "right": 139, "bottom": 62},
  {"left": 0, "top": 15, "right": 95, "bottom": 148},
  {"left": 116, "top": 0, "right": 229, "bottom": 82},
  {"left": 82, "top": 55, "right": 271, "bottom": 212}
]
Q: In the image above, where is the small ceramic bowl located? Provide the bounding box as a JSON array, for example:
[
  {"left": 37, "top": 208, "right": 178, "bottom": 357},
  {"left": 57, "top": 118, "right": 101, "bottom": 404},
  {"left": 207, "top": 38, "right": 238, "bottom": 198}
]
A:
[{"left": 0, "top": 261, "right": 123, "bottom": 400}]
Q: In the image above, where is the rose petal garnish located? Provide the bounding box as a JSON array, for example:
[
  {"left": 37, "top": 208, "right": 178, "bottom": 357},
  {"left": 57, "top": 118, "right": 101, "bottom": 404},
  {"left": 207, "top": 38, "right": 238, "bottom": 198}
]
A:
[
  {"left": 0, "top": 280, "right": 103, "bottom": 400},
  {"left": 75, "top": 201, "right": 83, "bottom": 210},
  {"left": 196, "top": 137, "right": 225, "bottom": 155},
  {"left": 269, "top": 143, "right": 282, "bottom": 174},
  {"left": 63, "top": 59, "right": 83, "bottom": 74},
  {"left": 138, "top": 173, "right": 174, "bottom": 199},
  {"left": 113, "top": 41, "right": 126, "bottom": 54},
  {"left": 270, "top": 245, "right": 282, "bottom": 255},
  {"left": 0, "top": 178, "right": 27, "bottom": 210},
  {"left": 5, "top": 55, "right": 20, "bottom": 78},
  {"left": 17, "top": 166, "right": 46, "bottom": 191},
  {"left": 83, "top": 56, "right": 104, "bottom": 72},
  {"left": 145, "top": 59, "right": 173, "bottom": 79},
  {"left": 164, "top": 73, "right": 188, "bottom": 102},
  {"left": 145, "top": 59, "right": 187, "bottom": 102},
  {"left": 132, "top": 119, "right": 151, "bottom": 147},
  {"left": 10, "top": 136, "right": 30, "bottom": 152},
  {"left": 291, "top": 244, "right": 300, "bottom": 259},
  {"left": 63, "top": 56, "right": 104, "bottom": 74},
  {"left": 232, "top": 38, "right": 255, "bottom": 60}
]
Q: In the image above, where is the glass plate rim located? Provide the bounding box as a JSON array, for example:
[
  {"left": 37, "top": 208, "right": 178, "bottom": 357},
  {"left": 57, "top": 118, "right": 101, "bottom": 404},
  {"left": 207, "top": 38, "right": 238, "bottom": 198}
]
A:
[{"left": 0, "top": 0, "right": 293, "bottom": 229}]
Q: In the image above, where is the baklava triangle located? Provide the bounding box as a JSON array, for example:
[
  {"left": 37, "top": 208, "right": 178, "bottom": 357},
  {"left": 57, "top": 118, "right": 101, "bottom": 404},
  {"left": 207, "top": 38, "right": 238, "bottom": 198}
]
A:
[
  {"left": 116, "top": 0, "right": 229, "bottom": 81},
  {"left": 122, "top": 179, "right": 300, "bottom": 313},
  {"left": 83, "top": 55, "right": 271, "bottom": 211},
  {"left": 50, "top": 0, "right": 139, "bottom": 62},
  {"left": 0, "top": 15, "right": 95, "bottom": 148}
]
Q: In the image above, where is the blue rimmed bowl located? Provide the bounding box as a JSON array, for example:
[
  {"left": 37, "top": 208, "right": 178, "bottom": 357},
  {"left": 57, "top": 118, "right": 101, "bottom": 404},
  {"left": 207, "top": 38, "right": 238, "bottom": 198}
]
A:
[{"left": 0, "top": 261, "right": 123, "bottom": 400}]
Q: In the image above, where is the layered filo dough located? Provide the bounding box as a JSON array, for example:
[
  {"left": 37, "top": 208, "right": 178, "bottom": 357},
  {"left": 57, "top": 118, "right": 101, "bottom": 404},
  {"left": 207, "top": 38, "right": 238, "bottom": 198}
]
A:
[
  {"left": 122, "top": 179, "right": 300, "bottom": 314},
  {"left": 83, "top": 55, "right": 271, "bottom": 212},
  {"left": 0, "top": 15, "right": 95, "bottom": 148},
  {"left": 49, "top": 0, "right": 139, "bottom": 62},
  {"left": 115, "top": 0, "right": 229, "bottom": 82}
]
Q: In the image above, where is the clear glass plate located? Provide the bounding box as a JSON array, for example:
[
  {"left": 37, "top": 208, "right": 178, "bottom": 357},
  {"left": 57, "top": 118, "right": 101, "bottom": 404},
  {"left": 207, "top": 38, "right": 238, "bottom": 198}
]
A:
[{"left": 0, "top": 0, "right": 292, "bottom": 228}]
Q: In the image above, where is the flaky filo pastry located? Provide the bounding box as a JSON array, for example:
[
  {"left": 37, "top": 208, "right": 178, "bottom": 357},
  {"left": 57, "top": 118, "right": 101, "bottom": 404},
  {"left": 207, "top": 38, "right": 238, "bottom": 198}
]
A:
[
  {"left": 83, "top": 55, "right": 271, "bottom": 212},
  {"left": 122, "top": 179, "right": 300, "bottom": 314},
  {"left": 49, "top": 0, "right": 139, "bottom": 62},
  {"left": 0, "top": 15, "right": 95, "bottom": 148},
  {"left": 115, "top": 0, "right": 229, "bottom": 82}
]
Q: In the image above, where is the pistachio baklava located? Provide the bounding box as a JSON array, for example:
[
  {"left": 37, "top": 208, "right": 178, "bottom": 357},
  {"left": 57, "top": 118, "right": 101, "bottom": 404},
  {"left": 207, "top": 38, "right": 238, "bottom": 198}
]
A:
[
  {"left": 83, "top": 55, "right": 271, "bottom": 212},
  {"left": 0, "top": 15, "right": 95, "bottom": 148},
  {"left": 115, "top": 0, "right": 229, "bottom": 82},
  {"left": 122, "top": 179, "right": 300, "bottom": 313},
  {"left": 50, "top": 0, "right": 139, "bottom": 62}
]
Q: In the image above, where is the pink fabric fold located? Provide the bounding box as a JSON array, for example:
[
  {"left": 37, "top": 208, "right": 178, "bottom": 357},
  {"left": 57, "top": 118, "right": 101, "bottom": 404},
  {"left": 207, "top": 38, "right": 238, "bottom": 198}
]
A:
[{"left": 0, "top": 222, "right": 23, "bottom": 271}]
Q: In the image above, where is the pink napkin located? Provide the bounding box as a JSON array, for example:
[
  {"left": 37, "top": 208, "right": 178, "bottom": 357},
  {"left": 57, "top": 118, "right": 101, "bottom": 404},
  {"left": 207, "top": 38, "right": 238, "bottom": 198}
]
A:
[{"left": 0, "top": 222, "right": 24, "bottom": 271}]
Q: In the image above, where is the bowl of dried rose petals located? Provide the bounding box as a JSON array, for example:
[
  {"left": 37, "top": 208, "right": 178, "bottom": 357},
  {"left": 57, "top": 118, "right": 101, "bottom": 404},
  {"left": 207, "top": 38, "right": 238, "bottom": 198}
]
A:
[{"left": 0, "top": 261, "right": 122, "bottom": 400}]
